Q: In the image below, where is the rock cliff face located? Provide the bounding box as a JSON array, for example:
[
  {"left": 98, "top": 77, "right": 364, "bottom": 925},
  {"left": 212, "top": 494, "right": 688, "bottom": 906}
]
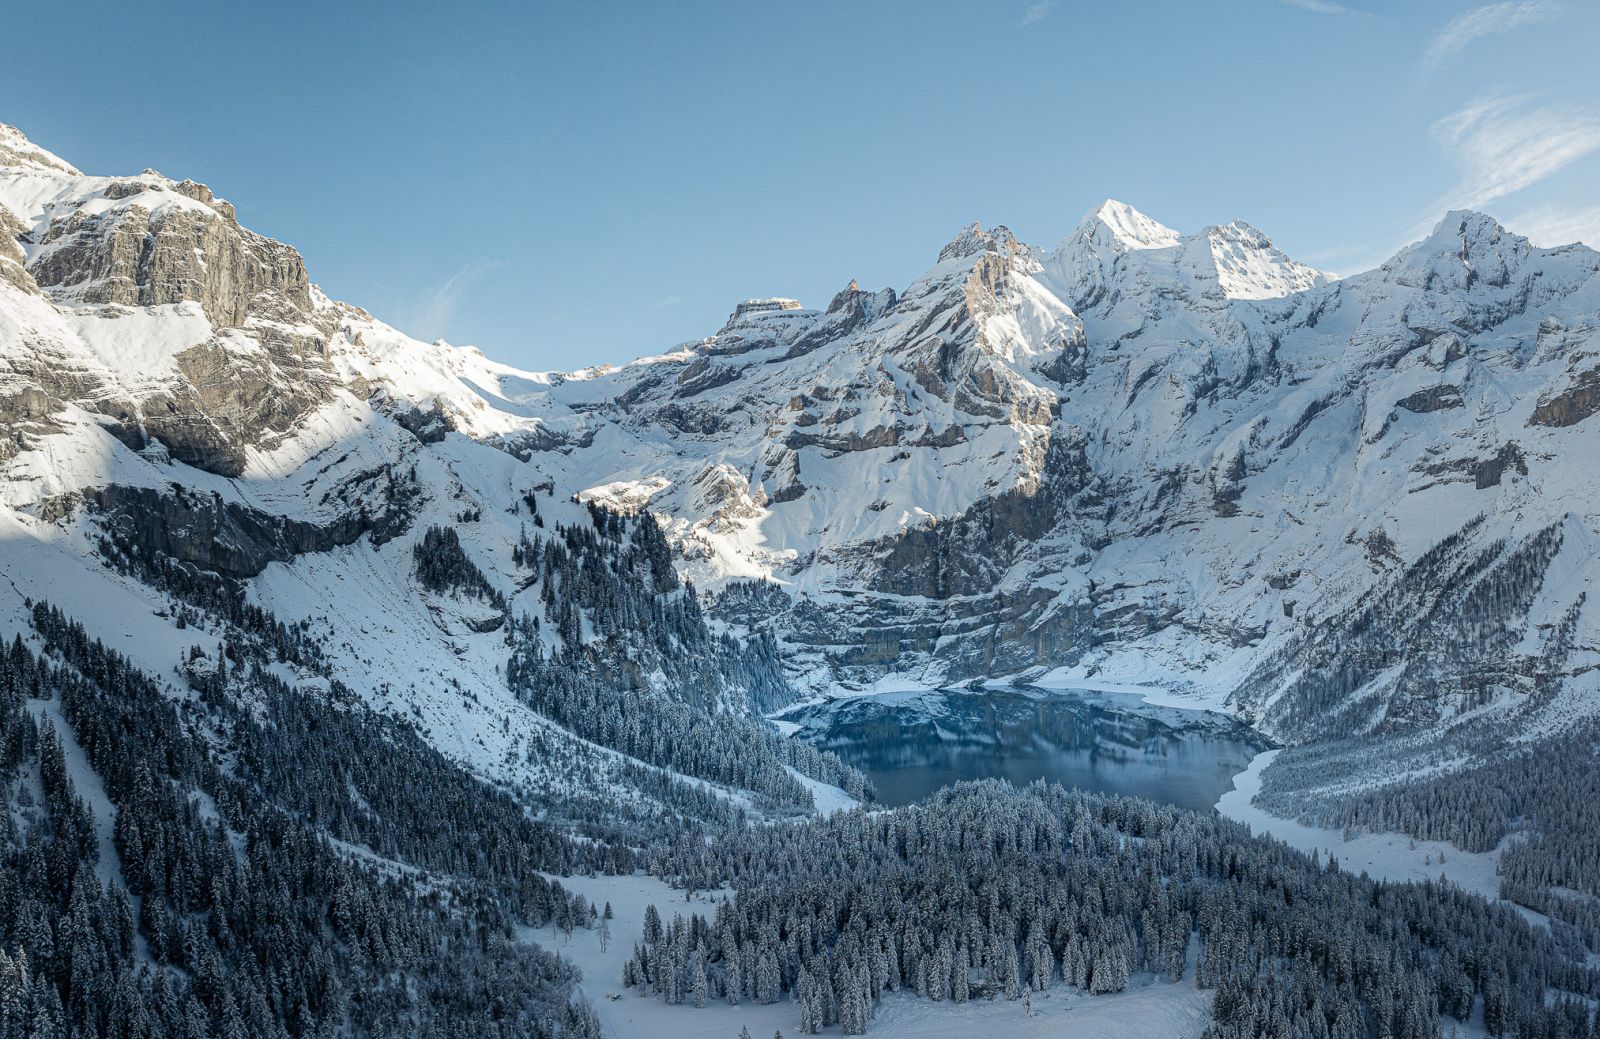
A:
[
  {"left": 0, "top": 130, "right": 343, "bottom": 476},
  {"left": 29, "top": 180, "right": 312, "bottom": 327},
  {"left": 1, "top": 121, "right": 1597, "bottom": 757}
]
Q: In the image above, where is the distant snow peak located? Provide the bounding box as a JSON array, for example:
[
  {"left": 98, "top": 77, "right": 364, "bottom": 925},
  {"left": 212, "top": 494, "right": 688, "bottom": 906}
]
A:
[
  {"left": 1385, "top": 209, "right": 1535, "bottom": 291},
  {"left": 1047, "top": 200, "right": 1328, "bottom": 305},
  {"left": 1433, "top": 209, "right": 1517, "bottom": 253},
  {"left": 1200, "top": 220, "right": 1330, "bottom": 300},
  {"left": 1078, "top": 199, "right": 1182, "bottom": 253}
]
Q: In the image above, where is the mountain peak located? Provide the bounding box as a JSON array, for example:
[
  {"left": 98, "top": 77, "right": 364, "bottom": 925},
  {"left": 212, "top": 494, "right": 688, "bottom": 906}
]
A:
[
  {"left": 938, "top": 222, "right": 990, "bottom": 262},
  {"left": 937, "top": 222, "right": 1026, "bottom": 264},
  {"left": 1199, "top": 220, "right": 1330, "bottom": 299},
  {"left": 0, "top": 122, "right": 80, "bottom": 176},
  {"left": 1379, "top": 209, "right": 1537, "bottom": 292},
  {"left": 1047, "top": 203, "right": 1326, "bottom": 304},
  {"left": 728, "top": 297, "right": 803, "bottom": 319},
  {"left": 1431, "top": 209, "right": 1514, "bottom": 250},
  {"left": 1073, "top": 199, "right": 1181, "bottom": 253}
]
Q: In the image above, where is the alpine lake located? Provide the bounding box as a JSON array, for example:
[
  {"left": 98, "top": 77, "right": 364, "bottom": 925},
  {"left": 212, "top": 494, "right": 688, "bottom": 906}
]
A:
[{"left": 778, "top": 685, "right": 1271, "bottom": 811}]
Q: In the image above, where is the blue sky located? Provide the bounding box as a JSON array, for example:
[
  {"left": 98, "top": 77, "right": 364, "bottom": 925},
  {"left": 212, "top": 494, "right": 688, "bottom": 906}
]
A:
[{"left": 3, "top": 0, "right": 1597, "bottom": 370}]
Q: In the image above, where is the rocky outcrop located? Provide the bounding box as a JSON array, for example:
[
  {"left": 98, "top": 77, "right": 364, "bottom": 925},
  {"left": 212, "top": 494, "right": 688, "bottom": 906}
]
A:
[
  {"left": 1396, "top": 384, "right": 1463, "bottom": 413},
  {"left": 87, "top": 476, "right": 417, "bottom": 579},
  {"left": 727, "top": 297, "right": 802, "bottom": 322},
  {"left": 91, "top": 483, "right": 368, "bottom": 578},
  {"left": 391, "top": 401, "right": 455, "bottom": 444},
  {"left": 0, "top": 386, "right": 63, "bottom": 461},
  {"left": 0, "top": 206, "right": 39, "bottom": 294},
  {"left": 1475, "top": 442, "right": 1527, "bottom": 489},
  {"left": 1529, "top": 364, "right": 1600, "bottom": 428},
  {"left": 28, "top": 192, "right": 311, "bottom": 328}
]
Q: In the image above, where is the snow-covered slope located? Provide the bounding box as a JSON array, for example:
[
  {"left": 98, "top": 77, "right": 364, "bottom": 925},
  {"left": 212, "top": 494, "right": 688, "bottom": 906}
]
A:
[{"left": 1, "top": 120, "right": 1596, "bottom": 777}]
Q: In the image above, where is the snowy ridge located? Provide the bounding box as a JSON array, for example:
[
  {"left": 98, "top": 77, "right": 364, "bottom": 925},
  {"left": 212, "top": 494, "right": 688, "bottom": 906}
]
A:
[{"left": 0, "top": 118, "right": 1596, "bottom": 785}]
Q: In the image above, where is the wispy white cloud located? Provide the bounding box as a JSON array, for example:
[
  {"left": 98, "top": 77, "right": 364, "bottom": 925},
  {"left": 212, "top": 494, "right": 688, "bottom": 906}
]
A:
[
  {"left": 1502, "top": 204, "right": 1600, "bottom": 247},
  {"left": 408, "top": 259, "right": 507, "bottom": 342},
  {"left": 1431, "top": 92, "right": 1600, "bottom": 211},
  {"left": 1020, "top": 1, "right": 1055, "bottom": 26},
  {"left": 1279, "top": 0, "right": 1356, "bottom": 14},
  {"left": 1422, "top": 1, "right": 1562, "bottom": 70},
  {"left": 647, "top": 295, "right": 685, "bottom": 311}
]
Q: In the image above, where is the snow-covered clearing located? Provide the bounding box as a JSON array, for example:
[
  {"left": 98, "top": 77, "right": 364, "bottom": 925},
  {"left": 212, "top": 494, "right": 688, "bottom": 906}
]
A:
[
  {"left": 1216, "top": 750, "right": 1510, "bottom": 904},
  {"left": 544, "top": 872, "right": 1210, "bottom": 1039},
  {"left": 785, "top": 767, "right": 859, "bottom": 816},
  {"left": 24, "top": 694, "right": 157, "bottom": 963},
  {"left": 26, "top": 696, "right": 125, "bottom": 891}
]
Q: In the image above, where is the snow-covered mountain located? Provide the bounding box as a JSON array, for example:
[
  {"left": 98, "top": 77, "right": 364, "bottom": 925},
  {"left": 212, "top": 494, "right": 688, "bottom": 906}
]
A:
[{"left": 1, "top": 117, "right": 1596, "bottom": 780}]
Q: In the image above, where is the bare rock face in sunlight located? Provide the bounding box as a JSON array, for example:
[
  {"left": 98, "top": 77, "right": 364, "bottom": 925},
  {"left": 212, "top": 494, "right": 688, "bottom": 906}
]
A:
[
  {"left": 0, "top": 206, "right": 39, "bottom": 295},
  {"left": 28, "top": 181, "right": 311, "bottom": 327}
]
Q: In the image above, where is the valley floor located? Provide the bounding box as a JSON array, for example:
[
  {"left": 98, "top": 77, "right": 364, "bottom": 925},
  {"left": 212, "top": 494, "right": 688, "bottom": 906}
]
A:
[{"left": 544, "top": 872, "right": 1211, "bottom": 1039}]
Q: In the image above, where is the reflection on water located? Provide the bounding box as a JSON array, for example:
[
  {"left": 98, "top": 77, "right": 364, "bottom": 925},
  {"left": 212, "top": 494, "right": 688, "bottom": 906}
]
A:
[{"left": 780, "top": 687, "right": 1270, "bottom": 812}]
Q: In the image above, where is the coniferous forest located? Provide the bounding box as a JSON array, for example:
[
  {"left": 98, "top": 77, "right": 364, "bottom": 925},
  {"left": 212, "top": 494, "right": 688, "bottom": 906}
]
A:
[{"left": 11, "top": 506, "right": 1600, "bottom": 1039}]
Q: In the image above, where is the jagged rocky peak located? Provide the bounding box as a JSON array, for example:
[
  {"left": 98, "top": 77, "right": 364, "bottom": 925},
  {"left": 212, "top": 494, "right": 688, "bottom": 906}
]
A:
[
  {"left": 827, "top": 278, "right": 861, "bottom": 311},
  {"left": 825, "top": 277, "right": 897, "bottom": 324},
  {"left": 938, "top": 222, "right": 1026, "bottom": 263},
  {"left": 1381, "top": 209, "right": 1537, "bottom": 293}
]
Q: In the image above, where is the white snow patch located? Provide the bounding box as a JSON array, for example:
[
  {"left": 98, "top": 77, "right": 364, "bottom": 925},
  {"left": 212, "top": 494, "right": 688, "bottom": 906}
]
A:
[{"left": 785, "top": 767, "right": 859, "bottom": 816}]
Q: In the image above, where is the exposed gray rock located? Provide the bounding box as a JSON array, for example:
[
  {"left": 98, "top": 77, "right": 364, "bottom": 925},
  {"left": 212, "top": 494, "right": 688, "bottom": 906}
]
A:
[
  {"left": 29, "top": 197, "right": 311, "bottom": 328},
  {"left": 87, "top": 475, "right": 418, "bottom": 579},
  {"left": 1396, "top": 384, "right": 1463, "bottom": 413},
  {"left": 1529, "top": 364, "right": 1600, "bottom": 427},
  {"left": 391, "top": 401, "right": 455, "bottom": 444},
  {"left": 1474, "top": 442, "right": 1528, "bottom": 489},
  {"left": 0, "top": 207, "right": 40, "bottom": 295}
]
